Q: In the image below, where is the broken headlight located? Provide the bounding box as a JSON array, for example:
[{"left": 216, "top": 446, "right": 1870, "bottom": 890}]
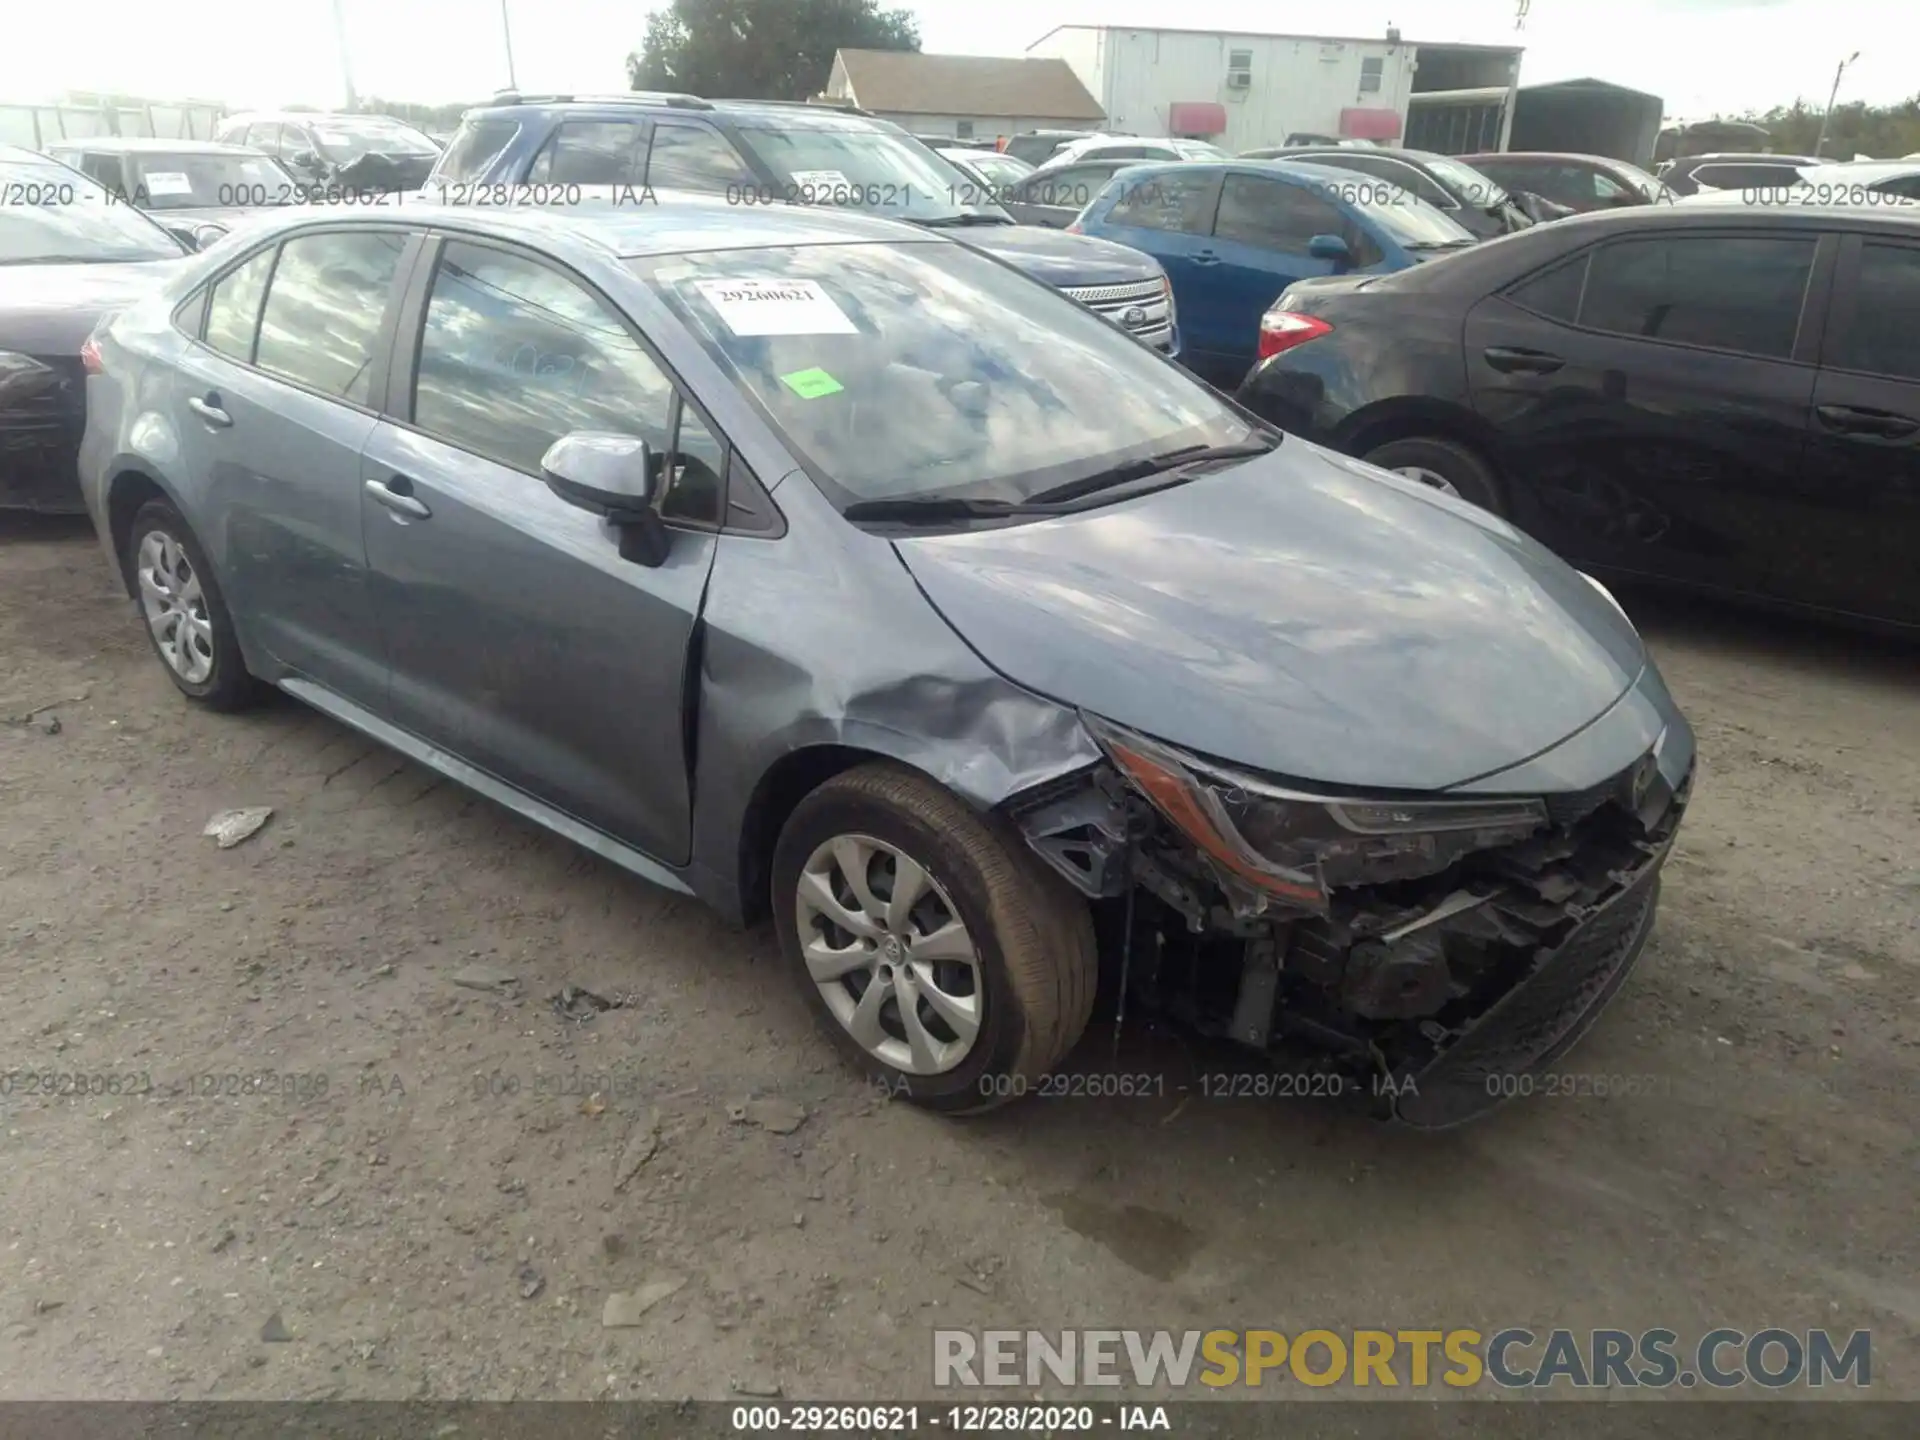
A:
[{"left": 1083, "top": 715, "right": 1548, "bottom": 913}]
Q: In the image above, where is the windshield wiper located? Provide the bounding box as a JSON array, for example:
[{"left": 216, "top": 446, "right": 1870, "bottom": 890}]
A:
[
  {"left": 1025, "top": 440, "right": 1277, "bottom": 507},
  {"left": 841, "top": 495, "right": 1064, "bottom": 523}
]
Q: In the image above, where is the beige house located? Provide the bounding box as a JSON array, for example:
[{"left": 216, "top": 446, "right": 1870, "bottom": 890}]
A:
[{"left": 824, "top": 49, "right": 1105, "bottom": 143}]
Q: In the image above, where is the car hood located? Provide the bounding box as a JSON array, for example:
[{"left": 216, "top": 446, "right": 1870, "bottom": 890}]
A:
[
  {"left": 0, "top": 260, "right": 180, "bottom": 355},
  {"left": 894, "top": 444, "right": 1648, "bottom": 792},
  {"left": 956, "top": 224, "right": 1162, "bottom": 287}
]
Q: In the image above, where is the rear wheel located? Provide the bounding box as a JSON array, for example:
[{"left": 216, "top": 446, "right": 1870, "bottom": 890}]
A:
[
  {"left": 771, "top": 762, "right": 1097, "bottom": 1113},
  {"left": 127, "top": 500, "right": 264, "bottom": 711},
  {"left": 1362, "top": 436, "right": 1505, "bottom": 515}
]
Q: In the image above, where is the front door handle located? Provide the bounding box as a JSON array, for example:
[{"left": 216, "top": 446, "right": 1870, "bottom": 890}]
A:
[
  {"left": 1815, "top": 403, "right": 1919, "bottom": 439},
  {"left": 1483, "top": 345, "right": 1565, "bottom": 375},
  {"left": 364, "top": 475, "right": 431, "bottom": 520},
  {"left": 186, "top": 393, "right": 232, "bottom": 427},
  {"left": 1190, "top": 249, "right": 1221, "bottom": 266}
]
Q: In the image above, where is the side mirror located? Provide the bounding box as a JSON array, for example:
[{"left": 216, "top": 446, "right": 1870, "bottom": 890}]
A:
[
  {"left": 539, "top": 431, "right": 671, "bottom": 566},
  {"left": 162, "top": 222, "right": 200, "bottom": 251},
  {"left": 1307, "top": 233, "right": 1352, "bottom": 270},
  {"left": 289, "top": 149, "right": 320, "bottom": 170},
  {"left": 191, "top": 221, "right": 229, "bottom": 249}
]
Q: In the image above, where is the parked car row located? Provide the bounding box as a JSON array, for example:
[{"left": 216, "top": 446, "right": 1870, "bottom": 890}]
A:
[{"left": 73, "top": 188, "right": 1697, "bottom": 1126}]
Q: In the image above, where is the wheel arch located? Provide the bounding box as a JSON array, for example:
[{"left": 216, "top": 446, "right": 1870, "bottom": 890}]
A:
[
  {"left": 734, "top": 743, "right": 898, "bottom": 927},
  {"left": 104, "top": 464, "right": 184, "bottom": 596},
  {"left": 1331, "top": 396, "right": 1505, "bottom": 465}
]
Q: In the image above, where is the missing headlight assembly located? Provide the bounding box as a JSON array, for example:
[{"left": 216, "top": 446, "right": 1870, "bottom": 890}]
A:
[{"left": 1010, "top": 714, "right": 1692, "bottom": 1128}]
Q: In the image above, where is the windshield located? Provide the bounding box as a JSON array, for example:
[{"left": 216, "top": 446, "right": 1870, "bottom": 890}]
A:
[
  {"left": 633, "top": 242, "right": 1259, "bottom": 508},
  {"left": 309, "top": 119, "right": 440, "bottom": 163},
  {"left": 1338, "top": 178, "right": 1478, "bottom": 247},
  {"left": 729, "top": 121, "right": 1010, "bottom": 223},
  {"left": 1421, "top": 154, "right": 1512, "bottom": 209},
  {"left": 0, "top": 160, "right": 182, "bottom": 263},
  {"left": 952, "top": 151, "right": 1032, "bottom": 185},
  {"left": 122, "top": 152, "right": 298, "bottom": 209},
  {"left": 1607, "top": 158, "right": 1668, "bottom": 201}
]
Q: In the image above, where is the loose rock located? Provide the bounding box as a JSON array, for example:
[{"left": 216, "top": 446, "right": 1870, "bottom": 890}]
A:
[
  {"left": 260, "top": 1313, "right": 293, "bottom": 1343},
  {"left": 450, "top": 965, "right": 518, "bottom": 992},
  {"left": 601, "top": 1278, "right": 684, "bottom": 1328},
  {"left": 613, "top": 1111, "right": 661, "bottom": 1190},
  {"left": 204, "top": 807, "right": 273, "bottom": 849}
]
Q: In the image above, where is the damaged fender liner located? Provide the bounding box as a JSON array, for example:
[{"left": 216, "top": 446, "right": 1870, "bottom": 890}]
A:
[{"left": 1007, "top": 757, "right": 1690, "bottom": 1128}]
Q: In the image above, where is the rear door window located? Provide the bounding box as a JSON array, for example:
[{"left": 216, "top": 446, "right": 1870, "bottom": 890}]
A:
[
  {"left": 527, "top": 120, "right": 650, "bottom": 185},
  {"left": 645, "top": 124, "right": 755, "bottom": 191},
  {"left": 1103, "top": 170, "right": 1218, "bottom": 233},
  {"left": 1016, "top": 164, "right": 1115, "bottom": 210},
  {"left": 253, "top": 230, "right": 408, "bottom": 403},
  {"left": 1577, "top": 235, "right": 1815, "bottom": 358},
  {"left": 1692, "top": 162, "right": 1802, "bottom": 191}
]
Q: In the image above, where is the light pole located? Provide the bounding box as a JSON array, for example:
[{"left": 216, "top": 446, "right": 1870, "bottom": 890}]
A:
[
  {"left": 501, "top": 0, "right": 519, "bottom": 91},
  {"left": 329, "top": 0, "right": 358, "bottom": 109},
  {"left": 1812, "top": 51, "right": 1860, "bottom": 158}
]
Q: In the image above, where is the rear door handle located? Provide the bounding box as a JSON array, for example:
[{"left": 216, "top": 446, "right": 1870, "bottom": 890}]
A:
[
  {"left": 364, "top": 475, "right": 431, "bottom": 520},
  {"left": 1191, "top": 250, "right": 1220, "bottom": 266},
  {"left": 1483, "top": 345, "right": 1564, "bottom": 375},
  {"left": 186, "top": 393, "right": 232, "bottom": 427},
  {"left": 1815, "top": 403, "right": 1919, "bottom": 439}
]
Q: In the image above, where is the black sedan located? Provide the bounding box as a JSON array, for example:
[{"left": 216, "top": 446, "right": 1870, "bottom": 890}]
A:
[
  {"left": 1, "top": 146, "right": 186, "bottom": 512},
  {"left": 1236, "top": 204, "right": 1920, "bottom": 629},
  {"left": 1239, "top": 146, "right": 1538, "bottom": 238}
]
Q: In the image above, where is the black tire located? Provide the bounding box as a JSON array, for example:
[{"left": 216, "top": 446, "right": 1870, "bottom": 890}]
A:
[
  {"left": 126, "top": 499, "right": 265, "bottom": 712},
  {"left": 1362, "top": 436, "right": 1505, "bottom": 515},
  {"left": 771, "top": 762, "right": 1098, "bottom": 1114}
]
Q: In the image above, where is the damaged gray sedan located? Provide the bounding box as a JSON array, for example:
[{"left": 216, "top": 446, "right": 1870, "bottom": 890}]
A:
[{"left": 78, "top": 198, "right": 1693, "bottom": 1127}]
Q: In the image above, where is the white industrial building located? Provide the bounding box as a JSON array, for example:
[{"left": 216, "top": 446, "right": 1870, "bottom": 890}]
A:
[{"left": 1026, "top": 24, "right": 1525, "bottom": 155}]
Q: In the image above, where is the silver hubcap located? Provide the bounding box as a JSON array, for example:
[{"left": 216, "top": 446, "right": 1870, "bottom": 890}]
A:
[
  {"left": 794, "top": 834, "right": 983, "bottom": 1075},
  {"left": 1393, "top": 465, "right": 1461, "bottom": 498},
  {"left": 136, "top": 531, "right": 215, "bottom": 684}
]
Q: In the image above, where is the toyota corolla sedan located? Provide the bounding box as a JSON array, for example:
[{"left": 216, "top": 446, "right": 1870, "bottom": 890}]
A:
[{"left": 79, "top": 199, "right": 1694, "bottom": 1128}]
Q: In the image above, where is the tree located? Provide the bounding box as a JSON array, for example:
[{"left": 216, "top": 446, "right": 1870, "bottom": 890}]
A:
[
  {"left": 1721, "top": 95, "right": 1920, "bottom": 160},
  {"left": 627, "top": 0, "right": 920, "bottom": 102}
]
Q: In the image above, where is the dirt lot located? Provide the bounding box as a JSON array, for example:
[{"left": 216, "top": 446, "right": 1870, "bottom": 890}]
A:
[{"left": 1, "top": 512, "right": 1916, "bottom": 1405}]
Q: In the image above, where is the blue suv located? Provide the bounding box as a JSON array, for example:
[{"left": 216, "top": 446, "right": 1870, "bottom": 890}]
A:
[
  {"left": 1071, "top": 159, "right": 1477, "bottom": 386},
  {"left": 429, "top": 93, "right": 1177, "bottom": 355}
]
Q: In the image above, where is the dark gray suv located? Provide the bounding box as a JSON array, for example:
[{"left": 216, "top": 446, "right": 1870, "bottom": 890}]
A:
[{"left": 79, "top": 199, "right": 1693, "bottom": 1126}]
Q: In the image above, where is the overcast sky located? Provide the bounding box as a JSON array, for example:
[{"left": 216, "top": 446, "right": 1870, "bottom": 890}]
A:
[{"left": 1, "top": 0, "right": 1911, "bottom": 119}]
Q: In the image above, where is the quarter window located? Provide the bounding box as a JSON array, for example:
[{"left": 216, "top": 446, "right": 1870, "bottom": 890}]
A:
[
  {"left": 253, "top": 230, "right": 407, "bottom": 402},
  {"left": 1506, "top": 253, "right": 1588, "bottom": 323},
  {"left": 645, "top": 124, "right": 754, "bottom": 191},
  {"left": 1578, "top": 235, "right": 1815, "bottom": 359},
  {"left": 1828, "top": 242, "right": 1920, "bottom": 380},
  {"left": 411, "top": 240, "right": 719, "bottom": 519},
  {"left": 202, "top": 247, "right": 277, "bottom": 362}
]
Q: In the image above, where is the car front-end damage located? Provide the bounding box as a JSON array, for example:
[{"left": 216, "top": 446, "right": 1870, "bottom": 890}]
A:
[{"left": 1008, "top": 706, "right": 1693, "bottom": 1129}]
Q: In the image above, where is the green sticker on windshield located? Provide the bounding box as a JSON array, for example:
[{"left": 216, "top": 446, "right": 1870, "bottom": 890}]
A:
[{"left": 780, "top": 366, "right": 844, "bottom": 399}]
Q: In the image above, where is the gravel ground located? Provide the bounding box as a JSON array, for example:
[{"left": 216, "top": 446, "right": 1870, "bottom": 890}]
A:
[{"left": 1, "top": 513, "right": 1915, "bottom": 1404}]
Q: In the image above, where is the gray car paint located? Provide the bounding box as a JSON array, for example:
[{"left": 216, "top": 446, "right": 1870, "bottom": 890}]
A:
[{"left": 81, "top": 198, "right": 1687, "bottom": 928}]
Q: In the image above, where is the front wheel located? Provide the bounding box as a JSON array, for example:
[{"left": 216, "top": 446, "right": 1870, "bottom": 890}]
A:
[
  {"left": 771, "top": 762, "right": 1098, "bottom": 1113},
  {"left": 1362, "top": 436, "right": 1505, "bottom": 515}
]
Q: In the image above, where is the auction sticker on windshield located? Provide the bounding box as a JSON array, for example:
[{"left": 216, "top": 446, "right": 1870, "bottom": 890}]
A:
[
  {"left": 143, "top": 172, "right": 194, "bottom": 196},
  {"left": 780, "top": 366, "right": 845, "bottom": 399},
  {"left": 694, "top": 278, "right": 858, "bottom": 336},
  {"left": 789, "top": 169, "right": 853, "bottom": 190}
]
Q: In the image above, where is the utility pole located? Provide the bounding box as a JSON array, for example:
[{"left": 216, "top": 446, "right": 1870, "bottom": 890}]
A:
[
  {"left": 329, "top": 0, "right": 359, "bottom": 109},
  {"left": 501, "top": 0, "right": 519, "bottom": 91},
  {"left": 1813, "top": 51, "right": 1860, "bottom": 159}
]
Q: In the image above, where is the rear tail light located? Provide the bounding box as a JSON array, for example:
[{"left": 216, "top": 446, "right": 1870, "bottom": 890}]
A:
[
  {"left": 1256, "top": 310, "right": 1333, "bottom": 360},
  {"left": 996, "top": 136, "right": 1009, "bottom": 152},
  {"left": 80, "top": 337, "right": 105, "bottom": 376},
  {"left": 1065, "top": 220, "right": 1084, "bottom": 234}
]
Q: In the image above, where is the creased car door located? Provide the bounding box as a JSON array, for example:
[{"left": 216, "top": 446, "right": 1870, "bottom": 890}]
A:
[{"left": 360, "top": 236, "right": 717, "bottom": 867}]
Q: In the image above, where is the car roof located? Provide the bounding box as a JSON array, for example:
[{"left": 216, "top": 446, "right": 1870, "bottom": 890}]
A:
[
  {"left": 1099, "top": 157, "right": 1390, "bottom": 187},
  {"left": 1463, "top": 151, "right": 1630, "bottom": 167},
  {"left": 1531, "top": 200, "right": 1920, "bottom": 234},
  {"left": 44, "top": 137, "right": 263, "bottom": 156},
  {"left": 232, "top": 189, "right": 942, "bottom": 259},
  {"left": 1795, "top": 160, "right": 1920, "bottom": 183},
  {"left": 459, "top": 94, "right": 898, "bottom": 131},
  {"left": 1674, "top": 152, "right": 1813, "bottom": 164}
]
